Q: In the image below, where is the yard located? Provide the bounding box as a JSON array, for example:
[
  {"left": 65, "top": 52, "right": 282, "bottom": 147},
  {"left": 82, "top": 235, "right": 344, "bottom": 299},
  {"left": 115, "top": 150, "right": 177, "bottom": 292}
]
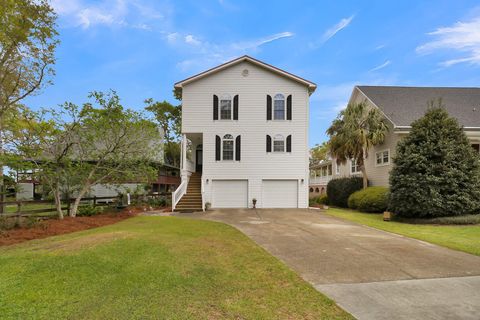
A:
[
  {"left": 325, "top": 208, "right": 480, "bottom": 256},
  {"left": 0, "top": 216, "right": 351, "bottom": 320}
]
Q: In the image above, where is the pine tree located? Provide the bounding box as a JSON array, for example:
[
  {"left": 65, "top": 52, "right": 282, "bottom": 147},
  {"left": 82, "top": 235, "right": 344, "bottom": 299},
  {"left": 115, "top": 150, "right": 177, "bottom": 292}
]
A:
[{"left": 389, "top": 102, "right": 480, "bottom": 218}]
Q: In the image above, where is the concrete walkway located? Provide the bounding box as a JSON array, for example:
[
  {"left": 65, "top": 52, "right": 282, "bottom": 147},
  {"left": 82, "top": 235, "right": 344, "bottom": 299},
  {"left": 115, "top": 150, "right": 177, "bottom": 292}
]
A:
[{"left": 176, "top": 209, "right": 480, "bottom": 320}]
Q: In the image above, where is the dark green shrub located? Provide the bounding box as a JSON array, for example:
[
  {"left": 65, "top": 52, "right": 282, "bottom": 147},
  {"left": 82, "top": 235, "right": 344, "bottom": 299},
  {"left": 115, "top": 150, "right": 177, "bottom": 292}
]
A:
[
  {"left": 317, "top": 194, "right": 329, "bottom": 205},
  {"left": 327, "top": 177, "right": 363, "bottom": 207},
  {"left": 348, "top": 186, "right": 389, "bottom": 213},
  {"left": 147, "top": 197, "right": 167, "bottom": 207},
  {"left": 77, "top": 205, "right": 103, "bottom": 217},
  {"left": 390, "top": 106, "right": 480, "bottom": 218},
  {"left": 309, "top": 197, "right": 319, "bottom": 206}
]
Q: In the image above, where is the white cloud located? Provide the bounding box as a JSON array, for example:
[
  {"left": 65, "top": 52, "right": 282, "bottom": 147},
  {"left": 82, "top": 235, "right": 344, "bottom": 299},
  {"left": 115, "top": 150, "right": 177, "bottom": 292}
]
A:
[
  {"left": 321, "top": 15, "right": 354, "bottom": 43},
  {"left": 167, "top": 32, "right": 179, "bottom": 43},
  {"left": 184, "top": 34, "right": 201, "bottom": 46},
  {"left": 416, "top": 16, "right": 480, "bottom": 67},
  {"left": 369, "top": 60, "right": 391, "bottom": 72}
]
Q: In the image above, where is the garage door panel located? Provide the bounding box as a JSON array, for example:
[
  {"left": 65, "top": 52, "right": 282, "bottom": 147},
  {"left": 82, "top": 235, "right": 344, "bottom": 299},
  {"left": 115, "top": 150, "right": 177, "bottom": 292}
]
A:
[
  {"left": 212, "top": 180, "right": 248, "bottom": 208},
  {"left": 262, "top": 180, "right": 298, "bottom": 208}
]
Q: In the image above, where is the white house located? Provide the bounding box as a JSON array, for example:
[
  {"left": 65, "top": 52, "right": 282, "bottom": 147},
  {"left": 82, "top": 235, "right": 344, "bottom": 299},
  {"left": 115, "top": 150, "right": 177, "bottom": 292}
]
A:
[{"left": 172, "top": 56, "right": 316, "bottom": 211}]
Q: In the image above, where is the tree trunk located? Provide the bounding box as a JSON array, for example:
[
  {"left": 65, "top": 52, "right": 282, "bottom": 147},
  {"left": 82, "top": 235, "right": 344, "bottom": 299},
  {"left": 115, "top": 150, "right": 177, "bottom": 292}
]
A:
[
  {"left": 53, "top": 186, "right": 64, "bottom": 219},
  {"left": 361, "top": 166, "right": 368, "bottom": 189},
  {"left": 0, "top": 118, "right": 5, "bottom": 214},
  {"left": 69, "top": 185, "right": 90, "bottom": 217}
]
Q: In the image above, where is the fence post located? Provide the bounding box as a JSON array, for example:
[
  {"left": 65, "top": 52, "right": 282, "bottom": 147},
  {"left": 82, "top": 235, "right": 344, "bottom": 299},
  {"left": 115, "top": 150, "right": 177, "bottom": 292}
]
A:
[
  {"left": 16, "top": 202, "right": 22, "bottom": 225},
  {"left": 67, "top": 198, "right": 71, "bottom": 217},
  {"left": 93, "top": 196, "right": 97, "bottom": 207}
]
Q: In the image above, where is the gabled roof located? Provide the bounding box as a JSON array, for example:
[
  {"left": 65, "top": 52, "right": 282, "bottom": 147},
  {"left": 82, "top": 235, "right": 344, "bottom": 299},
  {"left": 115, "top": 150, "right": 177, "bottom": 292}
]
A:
[
  {"left": 174, "top": 55, "right": 317, "bottom": 93},
  {"left": 355, "top": 86, "right": 480, "bottom": 128}
]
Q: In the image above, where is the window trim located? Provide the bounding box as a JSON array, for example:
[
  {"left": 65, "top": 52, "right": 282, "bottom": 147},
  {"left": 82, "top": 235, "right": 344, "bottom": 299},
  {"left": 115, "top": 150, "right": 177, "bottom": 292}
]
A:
[
  {"left": 375, "top": 149, "right": 390, "bottom": 167},
  {"left": 273, "top": 93, "right": 286, "bottom": 121},
  {"left": 219, "top": 94, "right": 233, "bottom": 121},
  {"left": 350, "top": 158, "right": 361, "bottom": 174},
  {"left": 221, "top": 134, "right": 235, "bottom": 161},
  {"left": 273, "top": 134, "right": 285, "bottom": 153}
]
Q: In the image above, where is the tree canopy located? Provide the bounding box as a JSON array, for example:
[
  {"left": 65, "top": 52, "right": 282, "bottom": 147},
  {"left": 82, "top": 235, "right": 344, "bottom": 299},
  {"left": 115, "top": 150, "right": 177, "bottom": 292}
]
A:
[{"left": 389, "top": 103, "right": 480, "bottom": 218}]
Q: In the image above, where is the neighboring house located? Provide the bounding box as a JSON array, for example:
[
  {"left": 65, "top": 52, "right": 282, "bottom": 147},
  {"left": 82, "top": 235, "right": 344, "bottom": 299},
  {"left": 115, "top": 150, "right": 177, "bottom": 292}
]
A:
[
  {"left": 15, "top": 164, "right": 180, "bottom": 201},
  {"left": 334, "top": 85, "right": 480, "bottom": 187},
  {"left": 173, "top": 55, "right": 316, "bottom": 211},
  {"left": 309, "top": 160, "right": 335, "bottom": 198}
]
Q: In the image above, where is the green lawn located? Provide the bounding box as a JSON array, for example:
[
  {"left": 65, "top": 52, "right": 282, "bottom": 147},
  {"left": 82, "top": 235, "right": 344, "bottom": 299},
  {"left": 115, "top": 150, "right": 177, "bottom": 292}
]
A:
[
  {"left": 325, "top": 208, "right": 480, "bottom": 256},
  {"left": 0, "top": 216, "right": 351, "bottom": 320}
]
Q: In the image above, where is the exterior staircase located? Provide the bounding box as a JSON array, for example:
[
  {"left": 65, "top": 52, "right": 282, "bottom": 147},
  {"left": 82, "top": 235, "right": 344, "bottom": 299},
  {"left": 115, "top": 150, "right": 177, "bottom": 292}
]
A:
[{"left": 174, "top": 173, "right": 202, "bottom": 212}]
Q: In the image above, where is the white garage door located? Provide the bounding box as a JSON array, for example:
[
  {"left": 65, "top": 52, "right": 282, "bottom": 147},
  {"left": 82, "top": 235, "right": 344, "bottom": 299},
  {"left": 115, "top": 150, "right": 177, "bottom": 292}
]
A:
[
  {"left": 262, "top": 180, "right": 298, "bottom": 208},
  {"left": 212, "top": 180, "right": 248, "bottom": 208}
]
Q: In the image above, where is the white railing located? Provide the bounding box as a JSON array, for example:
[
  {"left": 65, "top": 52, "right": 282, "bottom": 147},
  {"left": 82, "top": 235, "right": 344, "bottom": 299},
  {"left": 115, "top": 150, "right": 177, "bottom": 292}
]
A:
[
  {"left": 172, "top": 180, "right": 187, "bottom": 211},
  {"left": 309, "top": 176, "right": 334, "bottom": 185}
]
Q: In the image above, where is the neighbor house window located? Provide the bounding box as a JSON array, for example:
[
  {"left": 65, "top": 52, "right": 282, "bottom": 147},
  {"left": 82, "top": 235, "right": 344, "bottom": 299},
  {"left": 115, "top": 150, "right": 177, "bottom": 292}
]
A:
[
  {"left": 322, "top": 166, "right": 327, "bottom": 176},
  {"left": 273, "top": 134, "right": 285, "bottom": 152},
  {"left": 222, "top": 134, "right": 234, "bottom": 160},
  {"left": 273, "top": 94, "right": 285, "bottom": 120},
  {"left": 335, "top": 163, "right": 340, "bottom": 174},
  {"left": 220, "top": 94, "right": 232, "bottom": 120},
  {"left": 351, "top": 159, "right": 361, "bottom": 174},
  {"left": 471, "top": 144, "right": 480, "bottom": 153},
  {"left": 328, "top": 164, "right": 333, "bottom": 176},
  {"left": 375, "top": 150, "right": 390, "bottom": 166}
]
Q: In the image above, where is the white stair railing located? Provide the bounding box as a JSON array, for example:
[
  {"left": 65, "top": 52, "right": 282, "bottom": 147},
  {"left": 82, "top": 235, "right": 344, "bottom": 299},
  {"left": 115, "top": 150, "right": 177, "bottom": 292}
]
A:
[{"left": 172, "top": 180, "right": 187, "bottom": 212}]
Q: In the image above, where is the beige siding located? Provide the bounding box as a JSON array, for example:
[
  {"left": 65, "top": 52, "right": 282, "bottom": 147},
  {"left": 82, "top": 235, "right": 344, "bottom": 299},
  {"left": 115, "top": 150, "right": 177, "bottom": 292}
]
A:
[{"left": 182, "top": 61, "right": 310, "bottom": 208}]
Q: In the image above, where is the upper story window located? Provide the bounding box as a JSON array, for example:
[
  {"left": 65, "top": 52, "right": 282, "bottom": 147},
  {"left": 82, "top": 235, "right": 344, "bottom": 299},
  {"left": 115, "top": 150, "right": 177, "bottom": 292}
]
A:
[
  {"left": 273, "top": 94, "right": 285, "bottom": 120},
  {"left": 351, "top": 159, "right": 361, "bottom": 174},
  {"left": 220, "top": 94, "right": 232, "bottom": 120},
  {"left": 222, "top": 134, "right": 234, "bottom": 160},
  {"left": 273, "top": 134, "right": 285, "bottom": 152},
  {"left": 375, "top": 149, "right": 390, "bottom": 166}
]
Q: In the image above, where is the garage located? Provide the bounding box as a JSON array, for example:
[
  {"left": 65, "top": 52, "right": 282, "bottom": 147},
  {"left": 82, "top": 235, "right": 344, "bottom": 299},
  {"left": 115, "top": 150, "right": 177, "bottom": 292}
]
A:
[
  {"left": 212, "top": 180, "right": 248, "bottom": 208},
  {"left": 262, "top": 180, "right": 298, "bottom": 208}
]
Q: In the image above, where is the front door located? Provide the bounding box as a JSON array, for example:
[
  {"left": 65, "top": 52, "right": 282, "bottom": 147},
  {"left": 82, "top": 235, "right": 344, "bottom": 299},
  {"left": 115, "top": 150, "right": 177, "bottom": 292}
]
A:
[{"left": 196, "top": 148, "right": 203, "bottom": 172}]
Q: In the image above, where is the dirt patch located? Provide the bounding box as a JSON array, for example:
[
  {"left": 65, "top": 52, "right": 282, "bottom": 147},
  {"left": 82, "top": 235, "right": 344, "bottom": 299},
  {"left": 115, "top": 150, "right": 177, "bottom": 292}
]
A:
[{"left": 0, "top": 210, "right": 135, "bottom": 247}]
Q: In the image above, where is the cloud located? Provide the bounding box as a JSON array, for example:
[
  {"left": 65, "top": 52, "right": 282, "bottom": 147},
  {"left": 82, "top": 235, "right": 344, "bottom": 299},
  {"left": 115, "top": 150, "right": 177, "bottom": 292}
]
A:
[
  {"left": 416, "top": 16, "right": 480, "bottom": 67},
  {"left": 322, "top": 15, "right": 354, "bottom": 43},
  {"left": 369, "top": 60, "right": 391, "bottom": 72},
  {"left": 51, "top": 0, "right": 165, "bottom": 30},
  {"left": 176, "top": 31, "right": 295, "bottom": 71}
]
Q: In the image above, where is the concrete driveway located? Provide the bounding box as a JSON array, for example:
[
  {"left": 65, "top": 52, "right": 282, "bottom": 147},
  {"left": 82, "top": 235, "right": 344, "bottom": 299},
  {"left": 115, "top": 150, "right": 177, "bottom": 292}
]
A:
[{"left": 175, "top": 208, "right": 480, "bottom": 320}]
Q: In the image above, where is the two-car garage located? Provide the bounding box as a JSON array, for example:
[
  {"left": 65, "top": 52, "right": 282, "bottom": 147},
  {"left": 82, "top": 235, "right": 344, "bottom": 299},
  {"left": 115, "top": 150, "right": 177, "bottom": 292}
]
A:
[{"left": 211, "top": 179, "right": 299, "bottom": 208}]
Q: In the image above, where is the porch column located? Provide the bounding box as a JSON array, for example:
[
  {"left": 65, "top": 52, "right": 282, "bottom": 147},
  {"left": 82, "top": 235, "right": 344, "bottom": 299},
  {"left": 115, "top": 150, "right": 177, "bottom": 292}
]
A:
[{"left": 182, "top": 134, "right": 187, "bottom": 172}]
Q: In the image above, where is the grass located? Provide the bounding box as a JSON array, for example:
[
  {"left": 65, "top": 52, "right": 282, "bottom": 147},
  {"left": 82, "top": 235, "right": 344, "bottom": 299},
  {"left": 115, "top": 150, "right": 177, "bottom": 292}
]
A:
[
  {"left": 0, "top": 216, "right": 351, "bottom": 320},
  {"left": 325, "top": 207, "right": 480, "bottom": 256}
]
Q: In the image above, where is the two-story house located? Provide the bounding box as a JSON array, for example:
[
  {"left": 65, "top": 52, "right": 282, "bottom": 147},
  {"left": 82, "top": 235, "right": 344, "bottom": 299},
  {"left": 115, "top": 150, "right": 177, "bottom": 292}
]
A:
[{"left": 172, "top": 56, "right": 316, "bottom": 211}]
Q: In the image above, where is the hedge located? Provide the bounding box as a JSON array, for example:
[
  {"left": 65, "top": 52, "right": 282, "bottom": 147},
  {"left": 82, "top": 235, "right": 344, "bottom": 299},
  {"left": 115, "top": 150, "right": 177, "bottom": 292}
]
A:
[
  {"left": 326, "top": 177, "right": 363, "bottom": 208},
  {"left": 348, "top": 186, "right": 389, "bottom": 213}
]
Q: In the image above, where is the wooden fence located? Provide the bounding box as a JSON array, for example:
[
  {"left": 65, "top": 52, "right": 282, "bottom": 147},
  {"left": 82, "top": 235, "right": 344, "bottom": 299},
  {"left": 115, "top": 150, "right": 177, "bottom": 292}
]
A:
[{"left": 0, "top": 193, "right": 171, "bottom": 218}]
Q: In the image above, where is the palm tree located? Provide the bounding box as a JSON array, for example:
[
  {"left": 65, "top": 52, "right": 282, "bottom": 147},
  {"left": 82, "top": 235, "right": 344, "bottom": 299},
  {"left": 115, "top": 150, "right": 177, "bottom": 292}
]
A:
[{"left": 327, "top": 101, "right": 389, "bottom": 189}]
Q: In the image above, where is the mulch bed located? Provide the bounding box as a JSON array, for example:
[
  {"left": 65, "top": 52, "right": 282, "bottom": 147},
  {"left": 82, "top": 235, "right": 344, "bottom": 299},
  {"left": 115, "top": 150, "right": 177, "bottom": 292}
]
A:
[{"left": 0, "top": 207, "right": 158, "bottom": 247}]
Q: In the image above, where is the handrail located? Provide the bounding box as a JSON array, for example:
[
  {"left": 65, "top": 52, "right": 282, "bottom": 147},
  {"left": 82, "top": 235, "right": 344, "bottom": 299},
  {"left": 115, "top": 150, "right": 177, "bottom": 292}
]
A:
[{"left": 172, "top": 180, "right": 188, "bottom": 211}]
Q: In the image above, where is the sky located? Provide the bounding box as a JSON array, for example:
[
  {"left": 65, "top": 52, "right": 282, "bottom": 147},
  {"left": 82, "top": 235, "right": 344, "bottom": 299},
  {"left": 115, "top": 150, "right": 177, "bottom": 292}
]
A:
[{"left": 23, "top": 0, "right": 480, "bottom": 146}]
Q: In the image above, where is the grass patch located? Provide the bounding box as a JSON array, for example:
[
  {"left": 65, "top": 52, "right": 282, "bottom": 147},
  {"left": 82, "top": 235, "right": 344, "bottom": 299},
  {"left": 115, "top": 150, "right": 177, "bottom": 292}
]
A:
[
  {"left": 325, "top": 208, "right": 480, "bottom": 256},
  {"left": 0, "top": 216, "right": 351, "bottom": 319}
]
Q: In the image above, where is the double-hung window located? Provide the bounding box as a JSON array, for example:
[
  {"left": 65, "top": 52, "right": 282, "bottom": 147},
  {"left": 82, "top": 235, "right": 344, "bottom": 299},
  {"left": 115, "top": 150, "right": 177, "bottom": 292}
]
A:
[
  {"left": 222, "top": 134, "right": 234, "bottom": 160},
  {"left": 273, "top": 94, "right": 285, "bottom": 120},
  {"left": 273, "top": 134, "right": 285, "bottom": 152},
  {"left": 351, "top": 159, "right": 361, "bottom": 174},
  {"left": 220, "top": 95, "right": 232, "bottom": 120},
  {"left": 375, "top": 149, "right": 390, "bottom": 166}
]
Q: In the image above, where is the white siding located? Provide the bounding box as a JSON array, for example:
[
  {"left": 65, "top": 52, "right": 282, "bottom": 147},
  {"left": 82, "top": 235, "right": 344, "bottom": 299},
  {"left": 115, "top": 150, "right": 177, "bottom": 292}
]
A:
[
  {"left": 16, "top": 183, "right": 34, "bottom": 200},
  {"left": 182, "top": 61, "right": 309, "bottom": 208}
]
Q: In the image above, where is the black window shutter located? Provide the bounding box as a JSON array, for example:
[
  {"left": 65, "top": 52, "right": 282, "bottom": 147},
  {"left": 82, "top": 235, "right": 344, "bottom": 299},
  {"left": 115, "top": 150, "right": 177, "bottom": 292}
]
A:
[
  {"left": 233, "top": 95, "right": 239, "bottom": 120},
  {"left": 266, "top": 95, "right": 272, "bottom": 120},
  {"left": 215, "top": 135, "right": 221, "bottom": 160},
  {"left": 235, "top": 135, "right": 241, "bottom": 161},
  {"left": 213, "top": 95, "right": 218, "bottom": 120},
  {"left": 266, "top": 135, "right": 272, "bottom": 152},
  {"left": 287, "top": 95, "right": 292, "bottom": 120},
  {"left": 286, "top": 135, "right": 292, "bottom": 152}
]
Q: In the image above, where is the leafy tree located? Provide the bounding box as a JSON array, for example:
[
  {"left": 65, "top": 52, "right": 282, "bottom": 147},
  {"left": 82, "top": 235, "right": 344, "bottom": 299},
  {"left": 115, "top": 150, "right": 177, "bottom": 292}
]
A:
[
  {"left": 145, "top": 99, "right": 181, "bottom": 167},
  {"left": 4, "top": 91, "right": 162, "bottom": 218},
  {"left": 0, "top": 0, "right": 59, "bottom": 211},
  {"left": 389, "top": 103, "right": 480, "bottom": 218},
  {"left": 310, "top": 142, "right": 329, "bottom": 166},
  {"left": 327, "top": 102, "right": 389, "bottom": 189}
]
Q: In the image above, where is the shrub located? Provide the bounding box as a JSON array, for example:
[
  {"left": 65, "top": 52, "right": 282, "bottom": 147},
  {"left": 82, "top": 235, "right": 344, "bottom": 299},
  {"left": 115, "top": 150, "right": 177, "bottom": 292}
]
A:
[
  {"left": 348, "top": 186, "right": 389, "bottom": 213},
  {"left": 147, "top": 197, "right": 167, "bottom": 207},
  {"left": 317, "top": 195, "right": 329, "bottom": 205},
  {"left": 327, "top": 177, "right": 363, "bottom": 207},
  {"left": 389, "top": 106, "right": 480, "bottom": 218},
  {"left": 309, "top": 197, "right": 319, "bottom": 206},
  {"left": 393, "top": 214, "right": 480, "bottom": 225},
  {"left": 77, "top": 205, "right": 103, "bottom": 217}
]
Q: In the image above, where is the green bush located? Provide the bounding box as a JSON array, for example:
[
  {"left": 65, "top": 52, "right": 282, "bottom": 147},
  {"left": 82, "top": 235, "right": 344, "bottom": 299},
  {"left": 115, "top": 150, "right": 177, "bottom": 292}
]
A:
[
  {"left": 77, "top": 205, "right": 104, "bottom": 217},
  {"left": 309, "top": 197, "right": 319, "bottom": 206},
  {"left": 390, "top": 106, "right": 480, "bottom": 218},
  {"left": 348, "top": 186, "right": 389, "bottom": 213},
  {"left": 147, "top": 197, "right": 167, "bottom": 207},
  {"left": 317, "top": 195, "right": 329, "bottom": 205},
  {"left": 327, "top": 177, "right": 363, "bottom": 208}
]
